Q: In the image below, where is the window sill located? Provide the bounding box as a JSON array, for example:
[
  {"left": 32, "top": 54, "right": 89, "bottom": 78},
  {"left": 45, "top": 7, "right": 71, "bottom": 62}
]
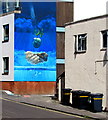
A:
[
  {"left": 2, "top": 40, "right": 9, "bottom": 43},
  {"left": 2, "top": 73, "right": 9, "bottom": 75},
  {"left": 74, "top": 51, "right": 86, "bottom": 54},
  {"left": 100, "top": 48, "right": 107, "bottom": 51}
]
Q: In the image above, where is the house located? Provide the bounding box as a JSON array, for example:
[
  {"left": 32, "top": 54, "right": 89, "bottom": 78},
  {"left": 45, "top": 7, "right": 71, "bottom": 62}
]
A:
[
  {"left": 0, "top": 0, "right": 74, "bottom": 95},
  {"left": 65, "top": 0, "right": 108, "bottom": 109}
]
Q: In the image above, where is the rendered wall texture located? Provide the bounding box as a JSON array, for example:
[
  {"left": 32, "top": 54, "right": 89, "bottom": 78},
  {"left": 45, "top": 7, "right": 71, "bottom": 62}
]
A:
[{"left": 65, "top": 16, "right": 107, "bottom": 108}]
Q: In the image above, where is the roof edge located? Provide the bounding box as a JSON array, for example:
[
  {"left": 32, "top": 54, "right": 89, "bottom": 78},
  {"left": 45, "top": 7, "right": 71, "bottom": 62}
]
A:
[
  {"left": 65, "top": 14, "right": 108, "bottom": 26},
  {"left": 0, "top": 10, "right": 21, "bottom": 17},
  {"left": 57, "top": 0, "right": 74, "bottom": 2}
]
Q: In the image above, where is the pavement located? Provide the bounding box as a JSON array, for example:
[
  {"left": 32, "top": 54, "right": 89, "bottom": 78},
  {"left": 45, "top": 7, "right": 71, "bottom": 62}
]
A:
[{"left": 1, "top": 90, "right": 108, "bottom": 120}]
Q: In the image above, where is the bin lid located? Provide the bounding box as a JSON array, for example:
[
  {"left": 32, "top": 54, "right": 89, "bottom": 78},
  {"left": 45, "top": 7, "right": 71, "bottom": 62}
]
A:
[
  {"left": 78, "top": 91, "right": 90, "bottom": 95},
  {"left": 72, "top": 90, "right": 81, "bottom": 94},
  {"left": 62, "top": 88, "right": 72, "bottom": 90},
  {"left": 62, "top": 88, "right": 72, "bottom": 92},
  {"left": 72, "top": 90, "right": 90, "bottom": 95},
  {"left": 90, "top": 93, "right": 103, "bottom": 97}
]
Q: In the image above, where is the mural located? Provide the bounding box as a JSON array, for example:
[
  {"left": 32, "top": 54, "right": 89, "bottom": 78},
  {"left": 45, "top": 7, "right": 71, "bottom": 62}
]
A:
[{"left": 14, "top": 2, "right": 56, "bottom": 81}]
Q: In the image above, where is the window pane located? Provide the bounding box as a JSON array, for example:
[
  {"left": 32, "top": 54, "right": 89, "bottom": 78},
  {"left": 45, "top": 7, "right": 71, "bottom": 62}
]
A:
[
  {"left": 82, "top": 38, "right": 86, "bottom": 50},
  {"left": 3, "top": 57, "right": 9, "bottom": 75},
  {"left": 102, "top": 31, "right": 107, "bottom": 48},
  {"left": 3, "top": 24, "right": 9, "bottom": 42},
  {"left": 78, "top": 38, "right": 81, "bottom": 51},
  {"left": 78, "top": 34, "right": 87, "bottom": 51}
]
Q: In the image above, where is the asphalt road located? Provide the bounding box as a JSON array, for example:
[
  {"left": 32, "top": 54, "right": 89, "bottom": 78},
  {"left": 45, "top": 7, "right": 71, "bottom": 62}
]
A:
[{"left": 1, "top": 98, "right": 94, "bottom": 120}]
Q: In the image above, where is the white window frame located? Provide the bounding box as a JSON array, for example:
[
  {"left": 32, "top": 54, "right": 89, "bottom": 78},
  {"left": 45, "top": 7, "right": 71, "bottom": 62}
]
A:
[
  {"left": 3, "top": 24, "right": 9, "bottom": 43},
  {"left": 2, "top": 57, "right": 9, "bottom": 75},
  {"left": 75, "top": 33, "right": 87, "bottom": 53}
]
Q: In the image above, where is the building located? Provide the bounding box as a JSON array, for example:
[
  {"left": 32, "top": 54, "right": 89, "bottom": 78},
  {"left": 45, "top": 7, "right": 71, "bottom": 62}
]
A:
[
  {"left": 56, "top": 1, "right": 74, "bottom": 77},
  {"left": 1, "top": 1, "right": 56, "bottom": 94},
  {"left": 56, "top": 1, "right": 73, "bottom": 98},
  {"left": 0, "top": 1, "right": 74, "bottom": 95},
  {"left": 65, "top": 0, "right": 108, "bottom": 109}
]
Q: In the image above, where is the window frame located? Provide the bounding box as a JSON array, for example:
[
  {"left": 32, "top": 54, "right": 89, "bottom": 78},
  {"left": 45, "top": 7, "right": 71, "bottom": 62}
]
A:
[
  {"left": 2, "top": 57, "right": 9, "bottom": 75},
  {"left": 2, "top": 24, "right": 9, "bottom": 43},
  {"left": 101, "top": 30, "right": 108, "bottom": 49},
  {"left": 74, "top": 33, "right": 87, "bottom": 53}
]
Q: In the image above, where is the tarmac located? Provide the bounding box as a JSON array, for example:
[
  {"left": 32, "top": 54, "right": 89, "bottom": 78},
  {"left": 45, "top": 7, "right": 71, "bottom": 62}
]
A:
[{"left": 1, "top": 91, "right": 108, "bottom": 120}]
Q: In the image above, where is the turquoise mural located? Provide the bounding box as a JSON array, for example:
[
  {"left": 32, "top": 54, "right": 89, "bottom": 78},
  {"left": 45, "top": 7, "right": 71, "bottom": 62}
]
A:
[{"left": 14, "top": 2, "right": 56, "bottom": 81}]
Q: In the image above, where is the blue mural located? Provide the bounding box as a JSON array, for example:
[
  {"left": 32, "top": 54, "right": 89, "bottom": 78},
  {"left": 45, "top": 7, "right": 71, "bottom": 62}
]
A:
[{"left": 14, "top": 2, "right": 56, "bottom": 81}]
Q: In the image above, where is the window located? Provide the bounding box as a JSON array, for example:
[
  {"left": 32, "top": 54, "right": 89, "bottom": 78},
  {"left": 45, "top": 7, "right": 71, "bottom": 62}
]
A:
[
  {"left": 3, "top": 24, "right": 9, "bottom": 43},
  {"left": 101, "top": 30, "right": 107, "bottom": 48},
  {"left": 75, "top": 34, "right": 87, "bottom": 53},
  {"left": 2, "top": 57, "right": 9, "bottom": 75},
  {"left": 15, "top": 0, "right": 21, "bottom": 10},
  {"left": 2, "top": 1, "right": 21, "bottom": 13}
]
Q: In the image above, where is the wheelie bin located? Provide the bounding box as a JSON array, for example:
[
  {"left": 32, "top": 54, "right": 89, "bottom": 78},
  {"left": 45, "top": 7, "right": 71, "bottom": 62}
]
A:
[
  {"left": 72, "top": 90, "right": 81, "bottom": 108},
  {"left": 77, "top": 91, "right": 91, "bottom": 109},
  {"left": 61, "top": 88, "right": 71, "bottom": 105},
  {"left": 72, "top": 90, "right": 91, "bottom": 109},
  {"left": 89, "top": 93, "right": 103, "bottom": 112}
]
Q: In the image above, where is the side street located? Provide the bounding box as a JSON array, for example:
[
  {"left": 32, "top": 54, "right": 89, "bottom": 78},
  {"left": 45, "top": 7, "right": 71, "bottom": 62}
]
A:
[
  {"left": 1, "top": 90, "right": 107, "bottom": 120},
  {"left": 0, "top": 0, "right": 108, "bottom": 119}
]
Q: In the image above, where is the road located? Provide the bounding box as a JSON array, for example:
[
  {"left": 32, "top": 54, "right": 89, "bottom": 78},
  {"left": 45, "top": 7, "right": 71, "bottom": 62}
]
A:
[{"left": 1, "top": 98, "right": 94, "bottom": 120}]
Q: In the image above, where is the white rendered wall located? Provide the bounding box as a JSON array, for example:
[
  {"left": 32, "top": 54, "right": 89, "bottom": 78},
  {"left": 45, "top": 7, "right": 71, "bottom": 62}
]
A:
[
  {"left": 74, "top": 0, "right": 107, "bottom": 21},
  {"left": 2, "top": 13, "right": 14, "bottom": 81},
  {"left": 65, "top": 16, "right": 107, "bottom": 108}
]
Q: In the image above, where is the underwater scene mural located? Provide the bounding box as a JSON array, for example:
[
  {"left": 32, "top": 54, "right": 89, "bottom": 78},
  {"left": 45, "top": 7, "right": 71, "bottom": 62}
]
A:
[{"left": 14, "top": 2, "right": 56, "bottom": 81}]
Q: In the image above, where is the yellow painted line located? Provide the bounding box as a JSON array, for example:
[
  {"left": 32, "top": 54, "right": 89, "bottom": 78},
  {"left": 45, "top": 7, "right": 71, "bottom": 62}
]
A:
[
  {"left": 64, "top": 93, "right": 70, "bottom": 95},
  {"left": 93, "top": 98, "right": 102, "bottom": 100},
  {"left": 79, "top": 96, "right": 88, "bottom": 98},
  {"left": 0, "top": 97, "right": 83, "bottom": 119}
]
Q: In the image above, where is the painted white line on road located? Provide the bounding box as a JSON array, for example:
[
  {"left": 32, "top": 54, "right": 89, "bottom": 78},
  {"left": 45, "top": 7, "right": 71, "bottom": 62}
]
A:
[{"left": 0, "top": 97, "right": 84, "bottom": 119}]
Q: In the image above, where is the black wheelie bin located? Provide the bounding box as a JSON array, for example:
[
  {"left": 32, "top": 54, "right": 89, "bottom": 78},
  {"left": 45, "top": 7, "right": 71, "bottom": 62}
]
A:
[
  {"left": 61, "top": 88, "right": 72, "bottom": 105},
  {"left": 72, "top": 90, "right": 91, "bottom": 109}
]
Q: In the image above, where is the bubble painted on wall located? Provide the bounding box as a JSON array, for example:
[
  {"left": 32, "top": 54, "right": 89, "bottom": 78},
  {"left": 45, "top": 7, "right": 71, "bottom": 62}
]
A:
[{"left": 14, "top": 2, "right": 56, "bottom": 81}]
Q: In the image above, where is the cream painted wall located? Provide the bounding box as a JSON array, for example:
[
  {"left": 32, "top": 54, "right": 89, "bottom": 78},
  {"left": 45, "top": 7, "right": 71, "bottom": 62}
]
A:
[
  {"left": 74, "top": 0, "right": 107, "bottom": 21},
  {"left": 1, "top": 13, "right": 14, "bottom": 81},
  {"left": 65, "top": 16, "right": 107, "bottom": 108}
]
